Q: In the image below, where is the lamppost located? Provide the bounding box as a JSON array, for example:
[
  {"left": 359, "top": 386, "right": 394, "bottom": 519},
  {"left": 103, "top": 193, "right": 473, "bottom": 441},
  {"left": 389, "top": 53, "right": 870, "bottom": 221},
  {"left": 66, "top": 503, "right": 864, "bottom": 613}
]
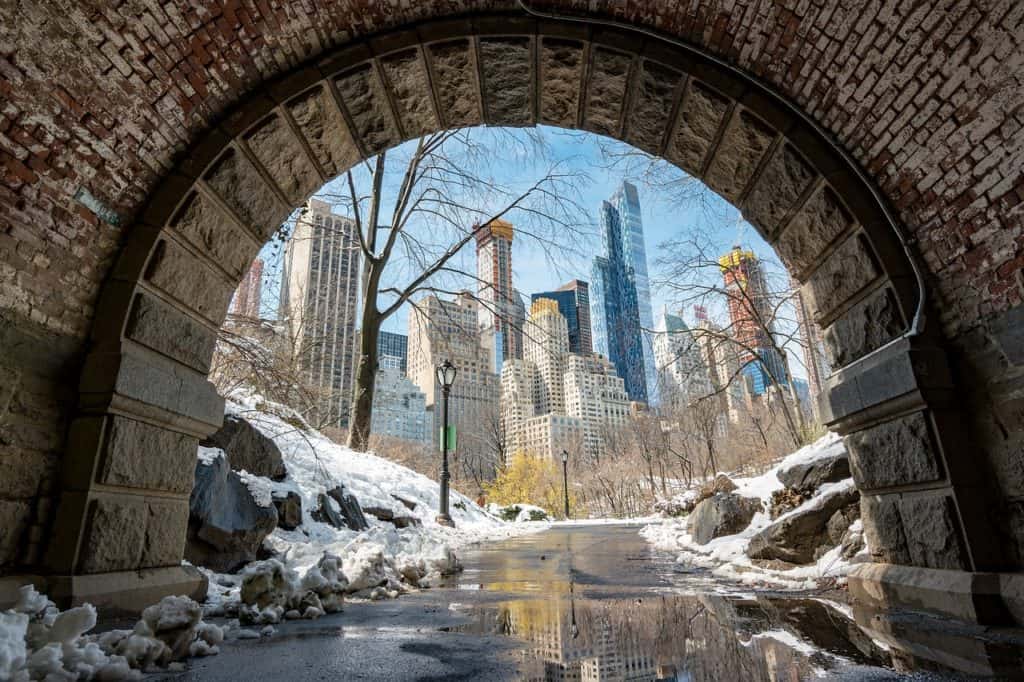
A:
[
  {"left": 561, "top": 449, "right": 570, "bottom": 520},
  {"left": 436, "top": 359, "right": 457, "bottom": 527}
]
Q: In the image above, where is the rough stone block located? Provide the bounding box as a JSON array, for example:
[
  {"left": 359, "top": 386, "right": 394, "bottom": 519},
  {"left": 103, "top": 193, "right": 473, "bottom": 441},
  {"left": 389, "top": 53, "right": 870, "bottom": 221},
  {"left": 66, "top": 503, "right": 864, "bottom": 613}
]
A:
[
  {"left": 287, "top": 86, "right": 361, "bottom": 178},
  {"left": 667, "top": 80, "right": 730, "bottom": 175},
  {"left": 125, "top": 292, "right": 216, "bottom": 374},
  {"left": 109, "top": 351, "right": 223, "bottom": 428},
  {"left": 704, "top": 110, "right": 774, "bottom": 201},
  {"left": 145, "top": 240, "right": 234, "bottom": 325},
  {"left": 479, "top": 38, "right": 533, "bottom": 126},
  {"left": 169, "top": 191, "right": 256, "bottom": 279},
  {"left": 861, "top": 494, "right": 912, "bottom": 565},
  {"left": 379, "top": 49, "right": 439, "bottom": 139},
  {"left": 79, "top": 497, "right": 146, "bottom": 573},
  {"left": 0, "top": 447, "right": 51, "bottom": 498},
  {"left": 805, "top": 234, "right": 880, "bottom": 322},
  {"left": 244, "top": 114, "right": 321, "bottom": 209},
  {"left": 427, "top": 39, "right": 481, "bottom": 128},
  {"left": 898, "top": 495, "right": 968, "bottom": 570},
  {"left": 777, "top": 185, "right": 855, "bottom": 276},
  {"left": 0, "top": 500, "right": 31, "bottom": 567},
  {"left": 539, "top": 38, "right": 585, "bottom": 128},
  {"left": 743, "top": 143, "right": 816, "bottom": 238},
  {"left": 624, "top": 60, "right": 681, "bottom": 154},
  {"left": 335, "top": 64, "right": 400, "bottom": 155},
  {"left": 142, "top": 499, "right": 189, "bottom": 568},
  {"left": 99, "top": 416, "right": 197, "bottom": 494},
  {"left": 823, "top": 287, "right": 904, "bottom": 368},
  {"left": 203, "top": 147, "right": 288, "bottom": 235},
  {"left": 583, "top": 47, "right": 631, "bottom": 136},
  {"left": 846, "top": 412, "right": 942, "bottom": 490}
]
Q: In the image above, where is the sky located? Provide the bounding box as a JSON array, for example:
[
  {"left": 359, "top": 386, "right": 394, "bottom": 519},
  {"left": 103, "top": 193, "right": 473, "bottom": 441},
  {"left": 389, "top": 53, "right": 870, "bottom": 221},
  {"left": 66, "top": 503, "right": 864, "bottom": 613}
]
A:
[{"left": 255, "top": 125, "right": 807, "bottom": 379}]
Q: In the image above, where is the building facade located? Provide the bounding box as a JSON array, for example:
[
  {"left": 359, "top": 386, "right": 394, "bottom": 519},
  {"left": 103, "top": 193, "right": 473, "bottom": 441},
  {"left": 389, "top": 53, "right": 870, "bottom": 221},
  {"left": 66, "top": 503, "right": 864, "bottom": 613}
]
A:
[
  {"left": 475, "top": 218, "right": 525, "bottom": 364},
  {"left": 377, "top": 330, "right": 408, "bottom": 374},
  {"left": 531, "top": 279, "right": 593, "bottom": 355},
  {"left": 371, "top": 366, "right": 430, "bottom": 444},
  {"left": 523, "top": 298, "right": 569, "bottom": 416},
  {"left": 791, "top": 276, "right": 829, "bottom": 412},
  {"left": 279, "top": 199, "right": 361, "bottom": 428},
  {"left": 653, "top": 309, "right": 713, "bottom": 409},
  {"left": 231, "top": 257, "right": 264, "bottom": 318},
  {"left": 562, "top": 353, "right": 631, "bottom": 460},
  {"left": 590, "top": 201, "right": 647, "bottom": 404}
]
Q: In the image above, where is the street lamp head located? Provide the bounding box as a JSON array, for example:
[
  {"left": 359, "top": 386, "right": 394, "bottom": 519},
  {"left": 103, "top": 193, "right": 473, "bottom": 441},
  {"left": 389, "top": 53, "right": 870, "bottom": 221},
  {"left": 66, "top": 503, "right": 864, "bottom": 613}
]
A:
[
  {"left": 436, "top": 359, "right": 457, "bottom": 388},
  {"left": 561, "top": 449, "right": 568, "bottom": 463}
]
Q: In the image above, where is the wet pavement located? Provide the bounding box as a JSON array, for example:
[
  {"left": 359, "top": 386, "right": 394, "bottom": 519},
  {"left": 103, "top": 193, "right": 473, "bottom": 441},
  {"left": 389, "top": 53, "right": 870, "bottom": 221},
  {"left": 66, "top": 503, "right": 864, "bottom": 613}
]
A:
[{"left": 157, "top": 524, "right": 970, "bottom": 681}]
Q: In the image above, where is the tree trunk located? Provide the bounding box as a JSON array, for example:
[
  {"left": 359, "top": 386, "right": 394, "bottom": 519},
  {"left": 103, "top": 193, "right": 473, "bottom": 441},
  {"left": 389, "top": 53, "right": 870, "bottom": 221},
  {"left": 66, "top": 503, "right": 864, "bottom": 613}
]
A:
[{"left": 347, "top": 276, "right": 382, "bottom": 452}]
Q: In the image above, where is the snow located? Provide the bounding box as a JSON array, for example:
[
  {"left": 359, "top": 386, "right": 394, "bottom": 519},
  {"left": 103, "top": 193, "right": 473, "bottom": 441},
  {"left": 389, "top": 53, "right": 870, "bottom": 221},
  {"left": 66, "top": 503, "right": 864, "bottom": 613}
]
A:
[
  {"left": 642, "top": 432, "right": 864, "bottom": 590},
  {"left": 235, "top": 470, "right": 273, "bottom": 508},
  {"left": 0, "top": 611, "right": 29, "bottom": 679}
]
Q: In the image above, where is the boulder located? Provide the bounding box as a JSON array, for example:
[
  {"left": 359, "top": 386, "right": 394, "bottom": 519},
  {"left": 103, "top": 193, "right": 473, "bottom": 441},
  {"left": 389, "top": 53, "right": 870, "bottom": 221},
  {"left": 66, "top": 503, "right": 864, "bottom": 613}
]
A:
[
  {"left": 391, "top": 495, "right": 417, "bottom": 511},
  {"left": 362, "top": 506, "right": 394, "bottom": 522},
  {"left": 747, "top": 486, "right": 860, "bottom": 564},
  {"left": 776, "top": 451, "right": 850, "bottom": 492},
  {"left": 201, "top": 414, "right": 286, "bottom": 481},
  {"left": 272, "top": 491, "right": 302, "bottom": 531},
  {"left": 686, "top": 493, "right": 761, "bottom": 545},
  {"left": 312, "top": 487, "right": 368, "bottom": 531},
  {"left": 187, "top": 454, "right": 278, "bottom": 572},
  {"left": 827, "top": 504, "right": 859, "bottom": 545},
  {"left": 392, "top": 516, "right": 422, "bottom": 529}
]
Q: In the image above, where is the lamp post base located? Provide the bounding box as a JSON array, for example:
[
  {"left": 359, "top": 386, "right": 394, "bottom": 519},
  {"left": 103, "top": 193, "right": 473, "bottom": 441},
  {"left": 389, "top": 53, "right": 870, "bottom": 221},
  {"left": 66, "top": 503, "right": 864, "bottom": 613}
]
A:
[{"left": 435, "top": 513, "right": 454, "bottom": 527}]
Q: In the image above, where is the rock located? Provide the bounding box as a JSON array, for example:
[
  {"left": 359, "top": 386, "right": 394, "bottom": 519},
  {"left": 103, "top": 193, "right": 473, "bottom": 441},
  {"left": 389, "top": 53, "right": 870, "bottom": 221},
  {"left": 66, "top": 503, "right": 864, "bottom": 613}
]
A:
[
  {"left": 391, "top": 494, "right": 417, "bottom": 511},
  {"left": 362, "top": 506, "right": 394, "bottom": 522},
  {"left": 840, "top": 525, "right": 865, "bottom": 558},
  {"left": 776, "top": 451, "right": 850, "bottom": 492},
  {"left": 326, "top": 486, "right": 368, "bottom": 531},
  {"left": 769, "top": 488, "right": 810, "bottom": 519},
  {"left": 686, "top": 493, "right": 761, "bottom": 545},
  {"left": 201, "top": 414, "right": 286, "bottom": 481},
  {"left": 272, "top": 491, "right": 302, "bottom": 531},
  {"left": 747, "top": 486, "right": 860, "bottom": 564},
  {"left": 311, "top": 494, "right": 344, "bottom": 528},
  {"left": 827, "top": 504, "right": 859, "bottom": 545},
  {"left": 392, "top": 516, "right": 421, "bottom": 529},
  {"left": 187, "top": 454, "right": 278, "bottom": 572}
]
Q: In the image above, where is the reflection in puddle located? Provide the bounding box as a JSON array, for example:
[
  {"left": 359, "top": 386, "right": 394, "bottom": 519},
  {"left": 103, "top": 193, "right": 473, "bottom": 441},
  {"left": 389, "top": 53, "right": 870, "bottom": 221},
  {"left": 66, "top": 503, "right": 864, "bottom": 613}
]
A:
[{"left": 445, "top": 581, "right": 895, "bottom": 681}]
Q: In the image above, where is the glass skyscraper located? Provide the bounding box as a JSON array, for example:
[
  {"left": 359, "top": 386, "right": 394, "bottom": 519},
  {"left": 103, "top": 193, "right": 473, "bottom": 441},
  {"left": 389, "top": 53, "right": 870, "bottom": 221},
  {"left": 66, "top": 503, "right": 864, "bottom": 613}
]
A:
[
  {"left": 610, "top": 181, "right": 658, "bottom": 405},
  {"left": 530, "top": 279, "right": 592, "bottom": 355},
  {"left": 376, "top": 330, "right": 408, "bottom": 374},
  {"left": 590, "top": 201, "right": 648, "bottom": 403}
]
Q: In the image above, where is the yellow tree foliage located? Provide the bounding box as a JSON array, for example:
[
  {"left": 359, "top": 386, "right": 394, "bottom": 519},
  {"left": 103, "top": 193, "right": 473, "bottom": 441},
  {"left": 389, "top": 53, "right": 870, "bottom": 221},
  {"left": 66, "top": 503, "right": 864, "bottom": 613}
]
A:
[{"left": 485, "top": 450, "right": 578, "bottom": 519}]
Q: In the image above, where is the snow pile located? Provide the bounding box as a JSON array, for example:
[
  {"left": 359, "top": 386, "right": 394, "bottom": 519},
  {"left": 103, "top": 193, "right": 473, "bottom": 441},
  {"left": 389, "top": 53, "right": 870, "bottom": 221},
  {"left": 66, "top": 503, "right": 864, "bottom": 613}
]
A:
[
  {"left": 487, "top": 503, "right": 551, "bottom": 522},
  {"left": 642, "top": 432, "right": 864, "bottom": 589},
  {"left": 199, "top": 390, "right": 541, "bottom": 612},
  {"left": 0, "top": 586, "right": 222, "bottom": 680}
]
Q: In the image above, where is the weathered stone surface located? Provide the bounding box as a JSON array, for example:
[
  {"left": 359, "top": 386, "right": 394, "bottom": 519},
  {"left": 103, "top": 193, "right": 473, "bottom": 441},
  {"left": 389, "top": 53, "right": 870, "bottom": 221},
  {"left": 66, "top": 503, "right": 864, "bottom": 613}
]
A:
[
  {"left": 80, "top": 497, "right": 146, "bottom": 573},
  {"left": 391, "top": 494, "right": 417, "bottom": 511},
  {"left": 776, "top": 450, "right": 850, "bottom": 491},
  {"left": 687, "top": 493, "right": 761, "bottom": 545},
  {"left": 625, "top": 61, "right": 681, "bottom": 154},
  {"left": 776, "top": 185, "right": 855, "bottom": 276},
  {"left": 142, "top": 499, "right": 189, "bottom": 568},
  {"left": 846, "top": 413, "right": 942, "bottom": 490},
  {"left": 704, "top": 110, "right": 774, "bottom": 201},
  {"left": 427, "top": 40, "right": 480, "bottom": 128},
  {"left": 583, "top": 48, "right": 631, "bottom": 136},
  {"left": 667, "top": 81, "right": 730, "bottom": 175},
  {"left": 170, "top": 192, "right": 255, "bottom": 279},
  {"left": 204, "top": 147, "right": 287, "bottom": 233},
  {"left": 288, "top": 86, "right": 360, "bottom": 178},
  {"left": 861, "top": 494, "right": 912, "bottom": 565},
  {"left": 823, "top": 287, "right": 904, "bottom": 367},
  {"left": 326, "top": 486, "right": 368, "bottom": 531},
  {"left": 145, "top": 240, "right": 235, "bottom": 325},
  {"left": 125, "top": 292, "right": 216, "bottom": 374},
  {"left": 539, "top": 38, "right": 584, "bottom": 128},
  {"left": 272, "top": 491, "right": 302, "bottom": 531},
  {"left": 393, "top": 515, "right": 421, "bottom": 529},
  {"left": 335, "top": 64, "right": 399, "bottom": 155},
  {"left": 201, "top": 414, "right": 286, "bottom": 481},
  {"left": 0, "top": 447, "right": 52, "bottom": 498},
  {"left": 100, "top": 415, "right": 197, "bottom": 493},
  {"left": 380, "top": 49, "right": 438, "bottom": 138},
  {"left": 479, "top": 38, "right": 532, "bottom": 126},
  {"left": 101, "top": 350, "right": 223, "bottom": 427},
  {"left": 187, "top": 453, "right": 278, "bottom": 573},
  {"left": 898, "top": 495, "right": 968, "bottom": 570},
  {"left": 827, "top": 504, "right": 859, "bottom": 545},
  {"left": 805, "top": 234, "right": 880, "bottom": 321},
  {"left": 743, "top": 143, "right": 816, "bottom": 238},
  {"left": 0, "top": 500, "right": 30, "bottom": 567},
  {"left": 363, "top": 506, "right": 394, "bottom": 522},
  {"left": 245, "top": 114, "right": 321, "bottom": 208},
  {"left": 748, "top": 485, "right": 859, "bottom": 564}
]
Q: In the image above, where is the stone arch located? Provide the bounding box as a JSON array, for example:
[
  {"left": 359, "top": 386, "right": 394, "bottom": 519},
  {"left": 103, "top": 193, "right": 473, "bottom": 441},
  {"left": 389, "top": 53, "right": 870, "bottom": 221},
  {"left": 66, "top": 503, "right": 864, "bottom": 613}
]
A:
[{"left": 1, "top": 4, "right": 1021, "bottom": 629}]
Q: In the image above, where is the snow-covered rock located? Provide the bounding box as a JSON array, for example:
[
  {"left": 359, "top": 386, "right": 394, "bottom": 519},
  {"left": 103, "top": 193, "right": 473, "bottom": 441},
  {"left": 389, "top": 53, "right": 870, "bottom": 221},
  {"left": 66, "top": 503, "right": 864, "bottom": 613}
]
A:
[
  {"left": 687, "top": 493, "right": 761, "bottom": 545},
  {"left": 747, "top": 481, "right": 859, "bottom": 564},
  {"left": 776, "top": 448, "right": 850, "bottom": 492},
  {"left": 201, "top": 413, "right": 287, "bottom": 481}
]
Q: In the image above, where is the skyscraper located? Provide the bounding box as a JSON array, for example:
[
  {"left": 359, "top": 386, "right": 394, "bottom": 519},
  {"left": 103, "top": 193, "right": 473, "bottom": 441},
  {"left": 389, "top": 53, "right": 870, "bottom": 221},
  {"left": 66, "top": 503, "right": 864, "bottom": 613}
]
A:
[
  {"left": 792, "top": 276, "right": 829, "bottom": 411},
  {"left": 523, "top": 298, "right": 569, "bottom": 416},
  {"left": 530, "top": 279, "right": 592, "bottom": 354},
  {"left": 376, "top": 330, "right": 408, "bottom": 374},
  {"left": 719, "top": 246, "right": 787, "bottom": 396},
  {"left": 590, "top": 200, "right": 648, "bottom": 403},
  {"left": 610, "top": 181, "right": 657, "bottom": 405},
  {"left": 280, "top": 199, "right": 362, "bottom": 427},
  {"left": 653, "top": 309, "right": 712, "bottom": 409},
  {"left": 371, "top": 366, "right": 430, "bottom": 444},
  {"left": 475, "top": 218, "right": 524, "bottom": 363},
  {"left": 231, "top": 257, "right": 264, "bottom": 318}
]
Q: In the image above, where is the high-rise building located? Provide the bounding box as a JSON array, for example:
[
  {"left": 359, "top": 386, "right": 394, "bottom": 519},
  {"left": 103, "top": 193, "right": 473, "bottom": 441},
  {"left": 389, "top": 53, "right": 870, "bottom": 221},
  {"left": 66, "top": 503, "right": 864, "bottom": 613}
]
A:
[
  {"left": 371, "top": 366, "right": 430, "bottom": 444},
  {"left": 792, "top": 276, "right": 829, "bottom": 411},
  {"left": 377, "top": 330, "right": 408, "bottom": 374},
  {"left": 280, "top": 199, "right": 361, "bottom": 427},
  {"left": 231, "top": 257, "right": 264, "bottom": 318},
  {"left": 694, "top": 305, "right": 745, "bottom": 422},
  {"left": 562, "top": 353, "right": 630, "bottom": 460},
  {"left": 590, "top": 200, "right": 647, "bottom": 404},
  {"left": 719, "top": 246, "right": 787, "bottom": 396},
  {"left": 610, "top": 181, "right": 657, "bottom": 405},
  {"left": 407, "top": 291, "right": 500, "bottom": 451},
  {"left": 653, "top": 309, "right": 713, "bottom": 409},
  {"left": 531, "top": 279, "right": 592, "bottom": 355},
  {"left": 523, "top": 298, "right": 569, "bottom": 416},
  {"left": 475, "top": 219, "right": 524, "bottom": 363}
]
